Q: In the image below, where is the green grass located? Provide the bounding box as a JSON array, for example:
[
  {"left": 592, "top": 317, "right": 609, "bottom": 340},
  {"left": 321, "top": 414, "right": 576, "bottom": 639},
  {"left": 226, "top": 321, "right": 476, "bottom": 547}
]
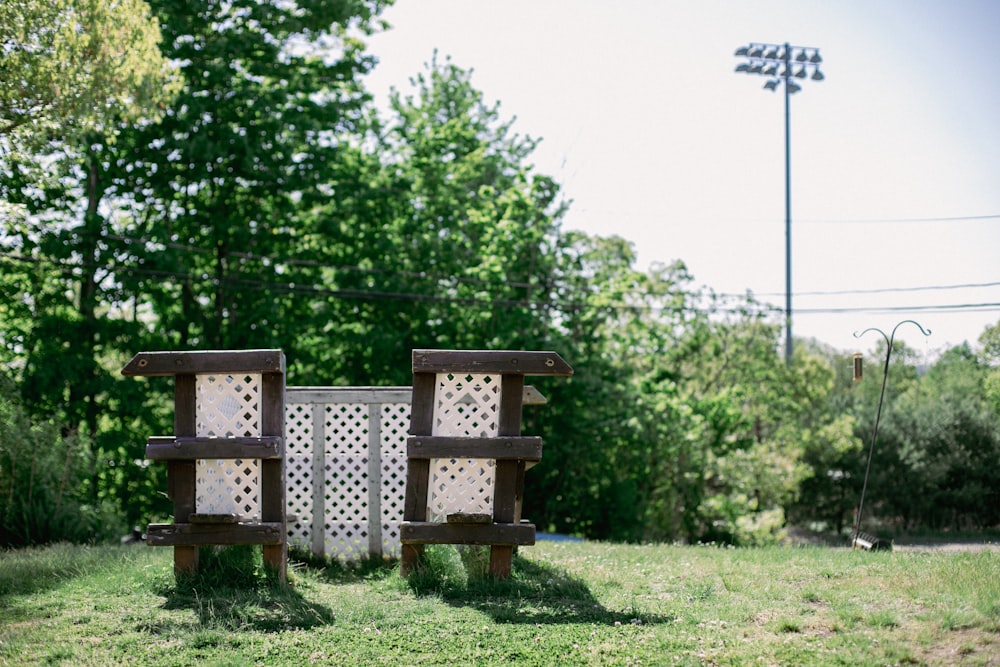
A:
[{"left": 1, "top": 541, "right": 998, "bottom": 666}]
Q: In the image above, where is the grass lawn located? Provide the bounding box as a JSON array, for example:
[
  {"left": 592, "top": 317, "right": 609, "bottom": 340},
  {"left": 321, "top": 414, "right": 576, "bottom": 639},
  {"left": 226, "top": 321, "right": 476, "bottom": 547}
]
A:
[{"left": 1, "top": 540, "right": 997, "bottom": 666}]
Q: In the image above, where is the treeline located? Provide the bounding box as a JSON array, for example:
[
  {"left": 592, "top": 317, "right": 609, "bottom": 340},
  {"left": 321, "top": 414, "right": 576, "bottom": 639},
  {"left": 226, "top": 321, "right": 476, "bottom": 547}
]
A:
[{"left": 2, "top": 1, "right": 999, "bottom": 547}]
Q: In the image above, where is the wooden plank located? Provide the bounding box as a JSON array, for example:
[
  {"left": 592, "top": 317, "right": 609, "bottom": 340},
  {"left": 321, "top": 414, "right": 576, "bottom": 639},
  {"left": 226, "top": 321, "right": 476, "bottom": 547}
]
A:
[
  {"left": 121, "top": 349, "right": 285, "bottom": 377},
  {"left": 493, "top": 463, "right": 518, "bottom": 524},
  {"left": 446, "top": 513, "right": 492, "bottom": 524},
  {"left": 367, "top": 402, "right": 383, "bottom": 558},
  {"left": 489, "top": 546, "right": 514, "bottom": 578},
  {"left": 171, "top": 373, "right": 198, "bottom": 575},
  {"left": 407, "top": 436, "right": 542, "bottom": 461},
  {"left": 259, "top": 372, "right": 285, "bottom": 525},
  {"left": 521, "top": 385, "right": 547, "bottom": 405},
  {"left": 259, "top": 369, "right": 286, "bottom": 581},
  {"left": 498, "top": 374, "right": 525, "bottom": 437},
  {"left": 403, "top": 459, "right": 430, "bottom": 522},
  {"left": 310, "top": 402, "right": 325, "bottom": 558},
  {"left": 287, "top": 385, "right": 538, "bottom": 406},
  {"left": 399, "top": 521, "right": 536, "bottom": 546},
  {"left": 400, "top": 544, "right": 424, "bottom": 576},
  {"left": 409, "top": 372, "right": 436, "bottom": 436},
  {"left": 147, "top": 522, "right": 285, "bottom": 546},
  {"left": 412, "top": 350, "right": 573, "bottom": 376},
  {"left": 189, "top": 513, "right": 238, "bottom": 524},
  {"left": 146, "top": 436, "right": 283, "bottom": 460},
  {"left": 286, "top": 387, "right": 412, "bottom": 404}
]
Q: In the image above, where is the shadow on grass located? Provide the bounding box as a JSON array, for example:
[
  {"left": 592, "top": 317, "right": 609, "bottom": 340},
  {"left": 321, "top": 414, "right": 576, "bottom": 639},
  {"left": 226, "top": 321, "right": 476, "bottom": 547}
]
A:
[
  {"left": 154, "top": 546, "right": 335, "bottom": 633},
  {"left": 403, "top": 546, "right": 677, "bottom": 625}
]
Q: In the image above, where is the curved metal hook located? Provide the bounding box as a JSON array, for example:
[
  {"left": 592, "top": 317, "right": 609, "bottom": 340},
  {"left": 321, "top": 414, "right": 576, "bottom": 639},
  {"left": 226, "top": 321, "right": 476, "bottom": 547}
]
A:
[
  {"left": 890, "top": 319, "right": 932, "bottom": 341},
  {"left": 853, "top": 320, "right": 931, "bottom": 348},
  {"left": 853, "top": 327, "right": 888, "bottom": 344}
]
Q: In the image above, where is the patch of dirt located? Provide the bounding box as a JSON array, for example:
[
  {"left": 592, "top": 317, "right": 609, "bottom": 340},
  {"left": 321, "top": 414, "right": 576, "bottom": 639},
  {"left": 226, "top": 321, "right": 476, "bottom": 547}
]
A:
[
  {"left": 785, "top": 527, "right": 1000, "bottom": 552},
  {"left": 891, "top": 540, "right": 1000, "bottom": 553}
]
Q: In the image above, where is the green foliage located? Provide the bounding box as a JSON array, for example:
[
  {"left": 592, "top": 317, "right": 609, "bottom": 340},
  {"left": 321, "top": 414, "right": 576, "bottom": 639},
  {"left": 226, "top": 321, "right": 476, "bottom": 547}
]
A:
[
  {"left": 0, "top": 0, "right": 181, "bottom": 146},
  {"left": 0, "top": 376, "right": 125, "bottom": 546},
  {"left": 2, "top": 0, "right": 997, "bottom": 548},
  {"left": 872, "top": 343, "right": 1000, "bottom": 530}
]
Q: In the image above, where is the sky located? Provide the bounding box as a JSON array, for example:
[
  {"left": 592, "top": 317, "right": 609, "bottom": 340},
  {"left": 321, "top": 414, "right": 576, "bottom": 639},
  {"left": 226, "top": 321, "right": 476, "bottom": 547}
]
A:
[{"left": 361, "top": 0, "right": 1000, "bottom": 357}]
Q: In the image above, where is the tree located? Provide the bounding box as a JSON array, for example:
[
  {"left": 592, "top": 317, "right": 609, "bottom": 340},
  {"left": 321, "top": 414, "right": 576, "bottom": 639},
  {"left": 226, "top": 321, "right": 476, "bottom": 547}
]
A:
[
  {"left": 2, "top": 0, "right": 393, "bottom": 529},
  {"left": 314, "top": 53, "right": 566, "bottom": 385},
  {"left": 879, "top": 344, "right": 1000, "bottom": 530},
  {"left": 0, "top": 0, "right": 179, "bottom": 146}
]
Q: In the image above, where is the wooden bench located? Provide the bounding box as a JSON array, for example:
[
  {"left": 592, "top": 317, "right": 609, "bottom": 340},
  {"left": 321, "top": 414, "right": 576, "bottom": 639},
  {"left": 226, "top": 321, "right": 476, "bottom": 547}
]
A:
[
  {"left": 400, "top": 349, "right": 572, "bottom": 578},
  {"left": 122, "top": 350, "right": 288, "bottom": 581}
]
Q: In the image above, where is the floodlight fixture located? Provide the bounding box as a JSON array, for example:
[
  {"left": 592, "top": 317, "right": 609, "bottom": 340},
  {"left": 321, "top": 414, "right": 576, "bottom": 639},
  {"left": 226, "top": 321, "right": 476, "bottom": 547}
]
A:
[{"left": 732, "top": 41, "right": 825, "bottom": 365}]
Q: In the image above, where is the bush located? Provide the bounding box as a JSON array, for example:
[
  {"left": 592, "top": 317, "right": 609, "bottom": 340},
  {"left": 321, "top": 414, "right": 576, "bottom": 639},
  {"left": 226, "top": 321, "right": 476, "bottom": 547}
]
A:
[{"left": 0, "top": 377, "right": 125, "bottom": 546}]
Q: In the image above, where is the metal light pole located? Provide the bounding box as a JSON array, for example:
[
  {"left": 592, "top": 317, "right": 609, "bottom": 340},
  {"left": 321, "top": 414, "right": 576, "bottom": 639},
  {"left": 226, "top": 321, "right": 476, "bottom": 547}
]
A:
[
  {"left": 851, "top": 320, "right": 931, "bottom": 549},
  {"left": 733, "top": 43, "right": 824, "bottom": 365}
]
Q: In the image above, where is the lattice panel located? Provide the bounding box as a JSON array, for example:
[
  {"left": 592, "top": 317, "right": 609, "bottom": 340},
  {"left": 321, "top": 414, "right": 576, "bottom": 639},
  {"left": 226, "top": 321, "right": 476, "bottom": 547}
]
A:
[
  {"left": 427, "top": 373, "right": 499, "bottom": 522},
  {"left": 324, "top": 453, "right": 369, "bottom": 562},
  {"left": 326, "top": 403, "right": 369, "bottom": 454},
  {"left": 196, "top": 374, "right": 261, "bottom": 437},
  {"left": 380, "top": 402, "right": 410, "bottom": 557},
  {"left": 282, "top": 390, "right": 412, "bottom": 562},
  {"left": 196, "top": 459, "right": 260, "bottom": 519},
  {"left": 284, "top": 402, "right": 313, "bottom": 550},
  {"left": 432, "top": 373, "right": 500, "bottom": 436},
  {"left": 195, "top": 374, "right": 261, "bottom": 521}
]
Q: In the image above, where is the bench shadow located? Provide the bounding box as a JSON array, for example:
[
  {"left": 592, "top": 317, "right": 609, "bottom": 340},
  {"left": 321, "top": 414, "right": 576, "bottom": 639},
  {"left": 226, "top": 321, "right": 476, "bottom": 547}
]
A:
[
  {"left": 157, "top": 580, "right": 336, "bottom": 633},
  {"left": 153, "top": 548, "right": 336, "bottom": 633},
  {"left": 405, "top": 549, "right": 677, "bottom": 626}
]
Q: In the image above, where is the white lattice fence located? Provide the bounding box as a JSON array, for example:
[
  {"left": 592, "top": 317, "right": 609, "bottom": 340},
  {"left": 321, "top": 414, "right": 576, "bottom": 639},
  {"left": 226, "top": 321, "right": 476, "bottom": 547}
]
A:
[{"left": 284, "top": 387, "right": 410, "bottom": 562}]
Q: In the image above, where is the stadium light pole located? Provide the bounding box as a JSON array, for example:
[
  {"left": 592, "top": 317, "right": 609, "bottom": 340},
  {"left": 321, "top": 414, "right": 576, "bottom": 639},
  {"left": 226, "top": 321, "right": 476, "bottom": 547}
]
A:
[{"left": 733, "top": 42, "right": 824, "bottom": 365}]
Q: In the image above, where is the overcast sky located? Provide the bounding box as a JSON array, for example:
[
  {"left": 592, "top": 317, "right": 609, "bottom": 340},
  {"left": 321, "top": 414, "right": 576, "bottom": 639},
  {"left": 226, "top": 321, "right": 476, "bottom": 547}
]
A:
[{"left": 362, "top": 0, "right": 1000, "bottom": 357}]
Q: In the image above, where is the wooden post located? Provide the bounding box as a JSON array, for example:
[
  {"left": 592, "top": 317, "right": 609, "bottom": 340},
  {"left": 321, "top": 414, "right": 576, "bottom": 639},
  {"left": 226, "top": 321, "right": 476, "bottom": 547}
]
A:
[{"left": 172, "top": 374, "right": 198, "bottom": 577}]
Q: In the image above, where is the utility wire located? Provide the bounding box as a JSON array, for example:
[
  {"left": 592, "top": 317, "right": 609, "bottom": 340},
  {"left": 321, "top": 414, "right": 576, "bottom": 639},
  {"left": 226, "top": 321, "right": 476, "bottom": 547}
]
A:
[
  {"left": 739, "top": 280, "right": 1000, "bottom": 300},
  {"left": 9, "top": 225, "right": 1000, "bottom": 300},
  {"left": 3, "top": 250, "right": 997, "bottom": 318}
]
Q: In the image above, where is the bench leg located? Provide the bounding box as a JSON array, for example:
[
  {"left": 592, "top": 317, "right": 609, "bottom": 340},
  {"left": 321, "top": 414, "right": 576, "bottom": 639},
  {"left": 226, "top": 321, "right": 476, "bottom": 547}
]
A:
[
  {"left": 400, "top": 544, "right": 424, "bottom": 576},
  {"left": 488, "top": 545, "right": 513, "bottom": 578},
  {"left": 174, "top": 546, "right": 198, "bottom": 578}
]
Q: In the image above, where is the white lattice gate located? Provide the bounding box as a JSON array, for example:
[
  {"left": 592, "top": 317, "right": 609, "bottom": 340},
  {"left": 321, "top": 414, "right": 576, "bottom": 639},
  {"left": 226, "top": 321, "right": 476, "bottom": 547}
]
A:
[{"left": 284, "top": 387, "right": 410, "bottom": 562}]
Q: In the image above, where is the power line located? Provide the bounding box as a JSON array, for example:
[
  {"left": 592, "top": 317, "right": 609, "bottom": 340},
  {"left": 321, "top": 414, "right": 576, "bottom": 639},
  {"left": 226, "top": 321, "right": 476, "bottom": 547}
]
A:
[
  {"left": 12, "top": 224, "right": 1000, "bottom": 300},
  {"left": 800, "top": 214, "right": 1000, "bottom": 225},
  {"left": 3, "top": 250, "right": 997, "bottom": 319},
  {"left": 738, "top": 280, "right": 1000, "bottom": 300},
  {"left": 796, "top": 302, "right": 1000, "bottom": 315},
  {"left": 569, "top": 208, "right": 1000, "bottom": 225}
]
